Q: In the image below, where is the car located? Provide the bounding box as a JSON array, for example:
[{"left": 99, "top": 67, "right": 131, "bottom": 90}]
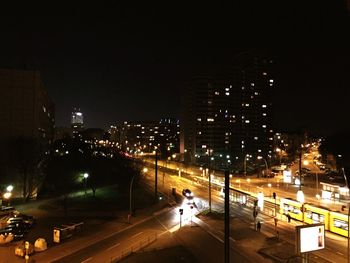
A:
[{"left": 182, "top": 189, "right": 193, "bottom": 199}]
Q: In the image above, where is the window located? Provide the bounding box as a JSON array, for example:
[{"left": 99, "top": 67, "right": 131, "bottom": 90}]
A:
[
  {"left": 207, "top": 118, "right": 214, "bottom": 122},
  {"left": 262, "top": 125, "right": 267, "bottom": 128},
  {"left": 262, "top": 105, "right": 267, "bottom": 108},
  {"left": 245, "top": 120, "right": 250, "bottom": 123}
]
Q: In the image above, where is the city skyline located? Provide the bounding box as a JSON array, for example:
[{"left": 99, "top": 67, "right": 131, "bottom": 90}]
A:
[{"left": 0, "top": 4, "right": 349, "bottom": 135}]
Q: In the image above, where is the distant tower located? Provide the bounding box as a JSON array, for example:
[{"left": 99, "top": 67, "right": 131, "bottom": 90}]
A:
[{"left": 71, "top": 107, "right": 84, "bottom": 137}]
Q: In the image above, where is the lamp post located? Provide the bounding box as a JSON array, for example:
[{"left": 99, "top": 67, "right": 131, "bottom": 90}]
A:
[
  {"left": 83, "top": 173, "right": 89, "bottom": 195},
  {"left": 244, "top": 154, "right": 249, "bottom": 176},
  {"left": 258, "top": 156, "right": 268, "bottom": 180},
  {"left": 129, "top": 174, "right": 136, "bottom": 223}
]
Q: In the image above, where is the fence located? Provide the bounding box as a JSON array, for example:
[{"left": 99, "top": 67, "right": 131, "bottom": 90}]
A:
[{"left": 110, "top": 233, "right": 157, "bottom": 262}]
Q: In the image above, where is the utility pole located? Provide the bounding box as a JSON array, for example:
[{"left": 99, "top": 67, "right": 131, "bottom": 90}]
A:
[
  {"left": 299, "top": 147, "right": 302, "bottom": 191},
  {"left": 208, "top": 148, "right": 212, "bottom": 213},
  {"left": 224, "top": 170, "right": 230, "bottom": 263},
  {"left": 155, "top": 149, "right": 158, "bottom": 202}
]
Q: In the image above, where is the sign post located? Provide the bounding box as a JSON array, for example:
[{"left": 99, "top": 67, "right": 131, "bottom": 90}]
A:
[{"left": 295, "top": 224, "right": 325, "bottom": 263}]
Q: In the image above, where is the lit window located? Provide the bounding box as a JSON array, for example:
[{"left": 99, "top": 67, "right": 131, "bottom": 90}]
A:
[
  {"left": 245, "top": 104, "right": 249, "bottom": 107},
  {"left": 198, "top": 131, "right": 202, "bottom": 135},
  {"left": 262, "top": 113, "right": 267, "bottom": 116},
  {"left": 262, "top": 125, "right": 267, "bottom": 128},
  {"left": 242, "top": 116, "right": 245, "bottom": 119},
  {"left": 225, "top": 141, "right": 229, "bottom": 144},
  {"left": 197, "top": 118, "right": 202, "bottom": 121},
  {"left": 202, "top": 145, "right": 207, "bottom": 148},
  {"left": 251, "top": 83, "right": 255, "bottom": 86},
  {"left": 215, "top": 91, "right": 220, "bottom": 95},
  {"left": 254, "top": 137, "right": 258, "bottom": 140},
  {"left": 263, "top": 72, "right": 267, "bottom": 75},
  {"left": 245, "top": 120, "right": 250, "bottom": 123},
  {"left": 207, "top": 118, "right": 214, "bottom": 122},
  {"left": 262, "top": 105, "right": 267, "bottom": 108},
  {"left": 269, "top": 79, "right": 274, "bottom": 83},
  {"left": 242, "top": 87, "right": 245, "bottom": 90},
  {"left": 255, "top": 92, "right": 259, "bottom": 95},
  {"left": 225, "top": 92, "right": 230, "bottom": 96},
  {"left": 241, "top": 140, "right": 244, "bottom": 144},
  {"left": 258, "top": 149, "right": 262, "bottom": 153}
]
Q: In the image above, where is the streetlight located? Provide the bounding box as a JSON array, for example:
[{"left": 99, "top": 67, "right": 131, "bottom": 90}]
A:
[
  {"left": 257, "top": 156, "right": 268, "bottom": 179},
  {"left": 6, "top": 185, "right": 14, "bottom": 192},
  {"left": 244, "top": 154, "right": 249, "bottom": 176},
  {"left": 268, "top": 183, "right": 272, "bottom": 197},
  {"left": 83, "top": 173, "right": 89, "bottom": 195},
  {"left": 129, "top": 174, "right": 136, "bottom": 223},
  {"left": 3, "top": 192, "right": 12, "bottom": 206}
]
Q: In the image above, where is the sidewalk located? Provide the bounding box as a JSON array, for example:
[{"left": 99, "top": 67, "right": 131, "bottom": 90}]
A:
[{"left": 0, "top": 200, "right": 171, "bottom": 263}]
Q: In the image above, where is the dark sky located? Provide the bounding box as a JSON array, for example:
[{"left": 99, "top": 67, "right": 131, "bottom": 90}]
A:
[{"left": 0, "top": 3, "right": 349, "bottom": 135}]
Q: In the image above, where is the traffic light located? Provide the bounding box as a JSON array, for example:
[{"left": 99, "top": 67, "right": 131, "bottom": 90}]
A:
[{"left": 179, "top": 208, "right": 183, "bottom": 215}]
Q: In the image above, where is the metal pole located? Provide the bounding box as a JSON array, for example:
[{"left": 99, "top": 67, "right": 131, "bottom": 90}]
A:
[
  {"left": 348, "top": 204, "right": 350, "bottom": 263},
  {"left": 129, "top": 175, "right": 135, "bottom": 220},
  {"left": 84, "top": 178, "right": 87, "bottom": 195},
  {"left": 299, "top": 148, "right": 302, "bottom": 190},
  {"left": 155, "top": 150, "right": 158, "bottom": 202},
  {"left": 224, "top": 170, "right": 230, "bottom": 263},
  {"left": 244, "top": 154, "right": 247, "bottom": 176},
  {"left": 209, "top": 150, "right": 212, "bottom": 213}
]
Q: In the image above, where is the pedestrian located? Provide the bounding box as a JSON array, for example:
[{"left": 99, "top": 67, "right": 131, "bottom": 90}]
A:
[{"left": 257, "top": 221, "right": 261, "bottom": 232}]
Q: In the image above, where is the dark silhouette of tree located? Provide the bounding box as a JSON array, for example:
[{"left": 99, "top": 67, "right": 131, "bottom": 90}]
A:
[{"left": 9, "top": 136, "right": 44, "bottom": 200}]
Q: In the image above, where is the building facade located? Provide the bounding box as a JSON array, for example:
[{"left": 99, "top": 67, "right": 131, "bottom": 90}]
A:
[
  {"left": 181, "top": 54, "right": 274, "bottom": 170},
  {"left": 0, "top": 69, "right": 55, "bottom": 145},
  {"left": 71, "top": 107, "right": 84, "bottom": 137},
  {"left": 109, "top": 118, "right": 180, "bottom": 158}
]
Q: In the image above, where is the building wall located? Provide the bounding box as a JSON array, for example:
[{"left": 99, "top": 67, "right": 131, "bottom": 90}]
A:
[{"left": 0, "top": 69, "right": 55, "bottom": 144}]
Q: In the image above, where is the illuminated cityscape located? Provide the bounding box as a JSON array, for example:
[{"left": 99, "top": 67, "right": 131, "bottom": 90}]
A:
[{"left": 0, "top": 3, "right": 350, "bottom": 263}]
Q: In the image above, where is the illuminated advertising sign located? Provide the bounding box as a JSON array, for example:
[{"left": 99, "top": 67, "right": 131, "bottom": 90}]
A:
[
  {"left": 283, "top": 170, "right": 292, "bottom": 183},
  {"left": 296, "top": 224, "right": 325, "bottom": 254}
]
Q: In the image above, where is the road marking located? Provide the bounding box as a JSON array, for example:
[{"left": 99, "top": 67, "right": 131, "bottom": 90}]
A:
[
  {"left": 131, "top": 231, "right": 143, "bottom": 239},
  {"left": 207, "top": 230, "right": 224, "bottom": 243},
  {"left": 336, "top": 251, "right": 344, "bottom": 255},
  {"left": 229, "top": 237, "right": 236, "bottom": 242},
  {"left": 81, "top": 257, "right": 92, "bottom": 263},
  {"left": 107, "top": 243, "right": 120, "bottom": 251}
]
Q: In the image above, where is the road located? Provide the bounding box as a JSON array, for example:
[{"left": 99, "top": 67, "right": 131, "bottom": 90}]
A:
[{"left": 140, "top": 162, "right": 347, "bottom": 263}]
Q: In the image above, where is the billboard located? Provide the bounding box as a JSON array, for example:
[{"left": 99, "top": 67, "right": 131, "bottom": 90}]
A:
[
  {"left": 295, "top": 224, "right": 325, "bottom": 254},
  {"left": 283, "top": 170, "right": 292, "bottom": 183}
]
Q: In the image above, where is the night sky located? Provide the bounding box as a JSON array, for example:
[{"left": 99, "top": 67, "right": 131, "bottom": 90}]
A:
[{"left": 0, "top": 3, "right": 349, "bottom": 135}]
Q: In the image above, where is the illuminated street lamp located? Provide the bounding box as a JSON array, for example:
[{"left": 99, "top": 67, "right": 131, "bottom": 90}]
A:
[
  {"left": 303, "top": 160, "right": 309, "bottom": 166},
  {"left": 257, "top": 156, "right": 268, "bottom": 179},
  {"left": 6, "top": 185, "right": 14, "bottom": 192},
  {"left": 3, "top": 192, "right": 12, "bottom": 206},
  {"left": 296, "top": 190, "right": 304, "bottom": 203},
  {"left": 268, "top": 183, "right": 272, "bottom": 197},
  {"left": 143, "top": 167, "right": 148, "bottom": 173},
  {"left": 83, "top": 173, "right": 89, "bottom": 195}
]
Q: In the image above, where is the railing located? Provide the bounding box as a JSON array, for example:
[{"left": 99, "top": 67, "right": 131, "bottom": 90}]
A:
[{"left": 110, "top": 233, "right": 157, "bottom": 262}]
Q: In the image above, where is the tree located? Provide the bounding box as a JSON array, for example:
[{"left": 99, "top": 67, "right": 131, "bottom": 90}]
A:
[{"left": 8, "top": 136, "right": 44, "bottom": 200}]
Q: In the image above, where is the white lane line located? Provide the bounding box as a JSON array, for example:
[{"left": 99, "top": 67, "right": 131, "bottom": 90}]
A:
[
  {"left": 107, "top": 243, "right": 120, "bottom": 251},
  {"left": 131, "top": 231, "right": 143, "bottom": 239},
  {"left": 207, "top": 230, "right": 224, "bottom": 243},
  {"left": 336, "top": 251, "right": 344, "bottom": 255},
  {"left": 81, "top": 257, "right": 93, "bottom": 263}
]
